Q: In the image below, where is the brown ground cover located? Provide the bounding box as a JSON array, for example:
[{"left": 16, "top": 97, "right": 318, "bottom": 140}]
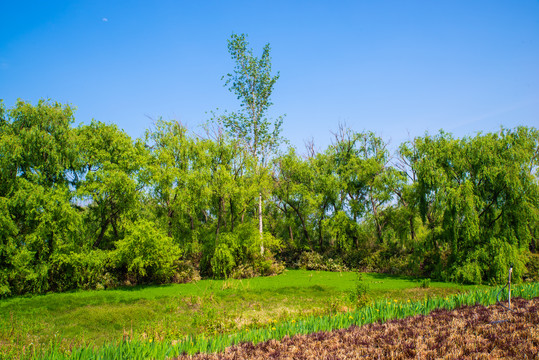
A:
[{"left": 176, "top": 297, "right": 539, "bottom": 360}]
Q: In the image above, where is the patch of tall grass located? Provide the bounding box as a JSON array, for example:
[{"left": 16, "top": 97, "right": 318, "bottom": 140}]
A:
[{"left": 33, "top": 282, "right": 539, "bottom": 360}]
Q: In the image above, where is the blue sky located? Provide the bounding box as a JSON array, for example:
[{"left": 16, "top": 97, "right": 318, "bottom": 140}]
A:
[{"left": 1, "top": 1, "right": 538, "bottom": 153}]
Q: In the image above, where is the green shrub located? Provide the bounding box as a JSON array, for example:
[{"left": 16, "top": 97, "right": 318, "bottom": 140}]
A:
[
  {"left": 49, "top": 250, "right": 116, "bottom": 291},
  {"left": 453, "top": 259, "right": 483, "bottom": 284},
  {"left": 172, "top": 260, "right": 200, "bottom": 283},
  {"left": 325, "top": 258, "right": 348, "bottom": 272},
  {"left": 356, "top": 241, "right": 416, "bottom": 276},
  {"left": 0, "top": 272, "right": 9, "bottom": 297},
  {"left": 297, "top": 251, "right": 348, "bottom": 272},
  {"left": 206, "top": 224, "right": 283, "bottom": 279},
  {"left": 343, "top": 248, "right": 369, "bottom": 270},
  {"left": 524, "top": 253, "right": 539, "bottom": 282},
  {"left": 297, "top": 251, "right": 325, "bottom": 270},
  {"left": 487, "top": 238, "right": 525, "bottom": 284},
  {"left": 7, "top": 246, "right": 50, "bottom": 295},
  {"left": 113, "top": 220, "right": 182, "bottom": 283},
  {"left": 255, "top": 257, "right": 286, "bottom": 276},
  {"left": 348, "top": 272, "right": 371, "bottom": 307},
  {"left": 211, "top": 242, "right": 236, "bottom": 278},
  {"left": 229, "top": 263, "right": 259, "bottom": 279},
  {"left": 419, "top": 278, "right": 431, "bottom": 288}
]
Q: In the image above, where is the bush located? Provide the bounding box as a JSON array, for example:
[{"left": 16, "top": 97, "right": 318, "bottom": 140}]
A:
[
  {"left": 211, "top": 242, "right": 236, "bottom": 278},
  {"left": 172, "top": 260, "right": 201, "bottom": 283},
  {"left": 324, "top": 257, "right": 349, "bottom": 272},
  {"left": 266, "top": 259, "right": 286, "bottom": 276},
  {"left": 255, "top": 258, "right": 286, "bottom": 277},
  {"left": 229, "top": 260, "right": 285, "bottom": 279},
  {"left": 6, "top": 246, "right": 50, "bottom": 295},
  {"left": 453, "top": 260, "right": 483, "bottom": 284},
  {"left": 524, "top": 253, "right": 539, "bottom": 282},
  {"left": 343, "top": 248, "right": 368, "bottom": 270},
  {"left": 0, "top": 272, "right": 9, "bottom": 297},
  {"left": 348, "top": 272, "right": 371, "bottom": 308},
  {"left": 206, "top": 225, "right": 284, "bottom": 279},
  {"left": 229, "top": 263, "right": 259, "bottom": 279},
  {"left": 297, "top": 251, "right": 325, "bottom": 270},
  {"left": 297, "top": 251, "right": 348, "bottom": 272},
  {"left": 419, "top": 278, "right": 431, "bottom": 288},
  {"left": 487, "top": 238, "right": 525, "bottom": 284},
  {"left": 113, "top": 220, "right": 182, "bottom": 283},
  {"left": 49, "top": 250, "right": 116, "bottom": 291}
]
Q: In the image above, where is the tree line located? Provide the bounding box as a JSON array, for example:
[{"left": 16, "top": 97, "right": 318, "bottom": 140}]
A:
[{"left": 1, "top": 35, "right": 538, "bottom": 297}]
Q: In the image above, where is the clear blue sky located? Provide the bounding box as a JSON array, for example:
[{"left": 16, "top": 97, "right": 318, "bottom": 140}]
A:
[{"left": 1, "top": 1, "right": 538, "bottom": 153}]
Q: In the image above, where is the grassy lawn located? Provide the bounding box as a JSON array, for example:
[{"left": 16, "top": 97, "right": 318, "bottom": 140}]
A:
[{"left": 0, "top": 270, "right": 480, "bottom": 358}]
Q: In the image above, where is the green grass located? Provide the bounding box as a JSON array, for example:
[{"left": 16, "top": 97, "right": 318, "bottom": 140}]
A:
[
  {"left": 21, "top": 281, "right": 539, "bottom": 360},
  {"left": 0, "top": 270, "right": 480, "bottom": 359}
]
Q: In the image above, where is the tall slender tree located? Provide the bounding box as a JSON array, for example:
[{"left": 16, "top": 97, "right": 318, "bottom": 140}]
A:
[{"left": 222, "top": 33, "right": 283, "bottom": 254}]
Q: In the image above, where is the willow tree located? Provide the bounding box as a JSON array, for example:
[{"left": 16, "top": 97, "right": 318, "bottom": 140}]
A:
[
  {"left": 406, "top": 127, "right": 539, "bottom": 283},
  {"left": 0, "top": 100, "right": 82, "bottom": 295},
  {"left": 222, "top": 33, "right": 283, "bottom": 255}
]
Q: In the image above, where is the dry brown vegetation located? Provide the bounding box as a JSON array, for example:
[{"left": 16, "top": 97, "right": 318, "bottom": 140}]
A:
[{"left": 177, "top": 298, "right": 539, "bottom": 360}]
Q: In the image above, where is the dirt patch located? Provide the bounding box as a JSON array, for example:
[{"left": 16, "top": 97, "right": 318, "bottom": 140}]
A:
[{"left": 176, "top": 297, "right": 539, "bottom": 359}]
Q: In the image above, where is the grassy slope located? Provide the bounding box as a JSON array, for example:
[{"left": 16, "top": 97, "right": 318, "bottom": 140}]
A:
[
  {"left": 175, "top": 297, "right": 539, "bottom": 360},
  {"left": 0, "top": 270, "right": 478, "bottom": 358}
]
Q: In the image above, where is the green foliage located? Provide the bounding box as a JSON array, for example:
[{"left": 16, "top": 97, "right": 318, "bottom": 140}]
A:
[
  {"left": 297, "top": 251, "right": 325, "bottom": 270},
  {"left": 223, "top": 33, "right": 283, "bottom": 162},
  {"left": 297, "top": 251, "right": 349, "bottom": 272},
  {"left": 401, "top": 127, "right": 539, "bottom": 283},
  {"left": 49, "top": 250, "right": 116, "bottom": 291},
  {"left": 419, "top": 278, "right": 431, "bottom": 288},
  {"left": 1, "top": 38, "right": 538, "bottom": 298},
  {"left": 207, "top": 224, "right": 283, "bottom": 279},
  {"left": 0, "top": 100, "right": 84, "bottom": 296},
  {"left": 113, "top": 220, "right": 182, "bottom": 283},
  {"left": 77, "top": 120, "right": 142, "bottom": 250},
  {"left": 172, "top": 260, "right": 201, "bottom": 283},
  {"left": 348, "top": 272, "right": 371, "bottom": 307},
  {"left": 211, "top": 241, "right": 237, "bottom": 279},
  {"left": 525, "top": 253, "right": 539, "bottom": 282},
  {"left": 488, "top": 237, "right": 525, "bottom": 284},
  {"left": 5, "top": 99, "right": 80, "bottom": 187},
  {"left": 324, "top": 211, "right": 360, "bottom": 251}
]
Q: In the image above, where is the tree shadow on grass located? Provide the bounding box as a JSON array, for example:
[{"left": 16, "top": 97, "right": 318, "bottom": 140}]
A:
[
  {"left": 365, "top": 272, "right": 421, "bottom": 282},
  {"left": 113, "top": 283, "right": 176, "bottom": 292}
]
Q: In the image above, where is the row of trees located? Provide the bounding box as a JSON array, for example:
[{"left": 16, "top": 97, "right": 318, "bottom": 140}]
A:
[
  {"left": 271, "top": 125, "right": 539, "bottom": 284},
  {"left": 1, "top": 34, "right": 538, "bottom": 296}
]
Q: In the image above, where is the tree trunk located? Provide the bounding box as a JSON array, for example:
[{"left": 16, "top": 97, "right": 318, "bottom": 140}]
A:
[
  {"left": 409, "top": 214, "right": 416, "bottom": 241},
  {"left": 221, "top": 197, "right": 227, "bottom": 229},
  {"left": 49, "top": 230, "right": 54, "bottom": 255},
  {"left": 94, "top": 219, "right": 110, "bottom": 248},
  {"left": 287, "top": 201, "right": 311, "bottom": 247},
  {"left": 318, "top": 215, "right": 324, "bottom": 250},
  {"left": 259, "top": 192, "right": 264, "bottom": 255},
  {"left": 111, "top": 218, "right": 119, "bottom": 239},
  {"left": 289, "top": 225, "right": 294, "bottom": 243},
  {"left": 167, "top": 193, "right": 177, "bottom": 237},
  {"left": 167, "top": 207, "right": 175, "bottom": 237},
  {"left": 230, "top": 198, "right": 235, "bottom": 232},
  {"left": 370, "top": 193, "right": 383, "bottom": 242},
  {"left": 216, "top": 196, "right": 223, "bottom": 240}
]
